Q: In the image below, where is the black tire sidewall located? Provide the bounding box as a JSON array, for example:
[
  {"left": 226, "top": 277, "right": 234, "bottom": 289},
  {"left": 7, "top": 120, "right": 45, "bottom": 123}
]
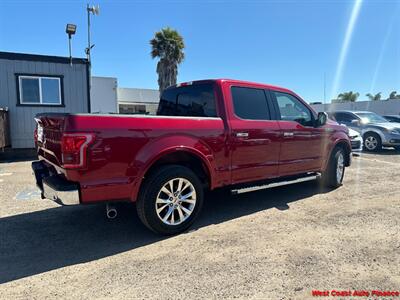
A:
[
  {"left": 139, "top": 166, "right": 204, "bottom": 235},
  {"left": 333, "top": 148, "right": 345, "bottom": 185},
  {"left": 321, "top": 147, "right": 345, "bottom": 188}
]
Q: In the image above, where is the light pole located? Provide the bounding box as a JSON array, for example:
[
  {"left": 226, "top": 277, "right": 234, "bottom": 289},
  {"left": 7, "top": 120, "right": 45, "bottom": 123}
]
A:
[
  {"left": 86, "top": 4, "right": 100, "bottom": 89},
  {"left": 65, "top": 24, "right": 77, "bottom": 66}
]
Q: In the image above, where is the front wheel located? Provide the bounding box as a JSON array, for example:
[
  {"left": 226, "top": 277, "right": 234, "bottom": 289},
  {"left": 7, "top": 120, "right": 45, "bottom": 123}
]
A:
[
  {"left": 363, "top": 132, "right": 382, "bottom": 152},
  {"left": 136, "top": 165, "right": 204, "bottom": 235},
  {"left": 320, "top": 147, "right": 346, "bottom": 188}
]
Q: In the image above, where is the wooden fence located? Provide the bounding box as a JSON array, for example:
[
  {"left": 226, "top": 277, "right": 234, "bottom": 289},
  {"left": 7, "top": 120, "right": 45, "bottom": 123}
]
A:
[{"left": 0, "top": 108, "right": 10, "bottom": 149}]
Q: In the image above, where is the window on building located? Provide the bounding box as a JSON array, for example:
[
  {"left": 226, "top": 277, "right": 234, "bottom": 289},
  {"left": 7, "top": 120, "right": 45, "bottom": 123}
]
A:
[
  {"left": 273, "top": 91, "right": 313, "bottom": 126},
  {"left": 119, "top": 104, "right": 148, "bottom": 114},
  {"left": 158, "top": 83, "right": 217, "bottom": 117},
  {"left": 18, "top": 75, "right": 62, "bottom": 105},
  {"left": 231, "top": 86, "right": 271, "bottom": 120}
]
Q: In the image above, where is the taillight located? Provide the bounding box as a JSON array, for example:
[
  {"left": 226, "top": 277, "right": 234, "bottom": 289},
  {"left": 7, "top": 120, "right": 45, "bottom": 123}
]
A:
[{"left": 61, "top": 133, "right": 95, "bottom": 168}]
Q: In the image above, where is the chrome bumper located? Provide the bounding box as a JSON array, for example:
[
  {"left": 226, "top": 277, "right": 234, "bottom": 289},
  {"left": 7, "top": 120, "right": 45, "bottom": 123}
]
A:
[
  {"left": 32, "top": 160, "right": 80, "bottom": 206},
  {"left": 42, "top": 178, "right": 80, "bottom": 205}
]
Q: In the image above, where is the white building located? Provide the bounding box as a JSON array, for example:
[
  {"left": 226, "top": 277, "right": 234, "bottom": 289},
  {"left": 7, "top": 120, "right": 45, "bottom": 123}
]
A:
[
  {"left": 310, "top": 99, "right": 400, "bottom": 115},
  {"left": 90, "top": 76, "right": 118, "bottom": 113},
  {"left": 117, "top": 87, "right": 159, "bottom": 115},
  {"left": 90, "top": 76, "right": 160, "bottom": 115}
]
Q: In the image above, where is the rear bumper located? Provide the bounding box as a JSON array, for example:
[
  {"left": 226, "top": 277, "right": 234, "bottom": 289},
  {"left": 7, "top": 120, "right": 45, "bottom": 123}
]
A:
[{"left": 32, "top": 160, "right": 80, "bottom": 205}]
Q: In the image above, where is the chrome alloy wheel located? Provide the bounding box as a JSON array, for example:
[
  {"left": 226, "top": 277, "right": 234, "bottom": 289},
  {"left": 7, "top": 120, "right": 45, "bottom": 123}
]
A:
[
  {"left": 365, "top": 136, "right": 378, "bottom": 150},
  {"left": 155, "top": 178, "right": 197, "bottom": 226},
  {"left": 336, "top": 152, "right": 344, "bottom": 183}
]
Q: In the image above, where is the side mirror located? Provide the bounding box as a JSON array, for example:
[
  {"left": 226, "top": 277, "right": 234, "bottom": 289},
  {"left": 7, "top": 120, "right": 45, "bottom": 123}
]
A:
[
  {"left": 351, "top": 119, "right": 360, "bottom": 126},
  {"left": 316, "top": 112, "right": 328, "bottom": 127}
]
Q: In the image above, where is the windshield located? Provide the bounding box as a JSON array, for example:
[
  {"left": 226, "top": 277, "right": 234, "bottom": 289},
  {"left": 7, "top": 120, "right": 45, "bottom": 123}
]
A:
[{"left": 355, "top": 112, "right": 388, "bottom": 124}]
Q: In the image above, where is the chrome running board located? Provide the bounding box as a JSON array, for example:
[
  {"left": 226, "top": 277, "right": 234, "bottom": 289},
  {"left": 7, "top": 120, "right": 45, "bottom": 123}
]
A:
[{"left": 231, "top": 174, "right": 321, "bottom": 195}]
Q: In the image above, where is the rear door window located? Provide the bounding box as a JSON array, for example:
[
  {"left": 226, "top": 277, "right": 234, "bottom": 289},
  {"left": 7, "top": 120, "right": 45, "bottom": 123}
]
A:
[
  {"left": 157, "top": 84, "right": 217, "bottom": 117},
  {"left": 231, "top": 86, "right": 271, "bottom": 120}
]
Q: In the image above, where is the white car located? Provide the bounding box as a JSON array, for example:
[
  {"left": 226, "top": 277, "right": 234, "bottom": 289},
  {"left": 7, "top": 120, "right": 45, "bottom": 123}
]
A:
[{"left": 348, "top": 128, "right": 363, "bottom": 152}]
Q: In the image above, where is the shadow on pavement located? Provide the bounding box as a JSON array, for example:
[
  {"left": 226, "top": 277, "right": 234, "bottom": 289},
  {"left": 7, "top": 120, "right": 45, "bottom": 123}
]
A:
[
  {"left": 0, "top": 180, "right": 329, "bottom": 284},
  {"left": 362, "top": 148, "right": 400, "bottom": 156},
  {"left": 0, "top": 148, "right": 37, "bottom": 163}
]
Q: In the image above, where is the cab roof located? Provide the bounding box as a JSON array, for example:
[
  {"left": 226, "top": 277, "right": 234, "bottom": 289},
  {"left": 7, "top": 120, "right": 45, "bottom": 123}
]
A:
[{"left": 174, "top": 78, "right": 294, "bottom": 94}]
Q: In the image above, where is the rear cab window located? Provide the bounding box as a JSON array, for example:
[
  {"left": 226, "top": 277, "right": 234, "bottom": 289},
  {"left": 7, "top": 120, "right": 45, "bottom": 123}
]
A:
[{"left": 157, "top": 83, "right": 218, "bottom": 117}]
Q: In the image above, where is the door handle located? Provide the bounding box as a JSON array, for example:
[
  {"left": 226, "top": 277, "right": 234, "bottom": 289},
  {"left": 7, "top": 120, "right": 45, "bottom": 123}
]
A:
[
  {"left": 236, "top": 132, "right": 249, "bottom": 138},
  {"left": 283, "top": 132, "right": 294, "bottom": 137}
]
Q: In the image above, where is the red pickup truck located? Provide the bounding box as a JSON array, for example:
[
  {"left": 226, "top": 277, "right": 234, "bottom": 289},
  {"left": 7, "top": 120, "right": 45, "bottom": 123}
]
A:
[{"left": 32, "top": 79, "right": 351, "bottom": 235}]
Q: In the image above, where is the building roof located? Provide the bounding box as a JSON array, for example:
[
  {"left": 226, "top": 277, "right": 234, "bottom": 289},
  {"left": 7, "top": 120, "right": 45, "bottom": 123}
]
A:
[
  {"left": 0, "top": 51, "right": 88, "bottom": 65},
  {"left": 117, "top": 87, "right": 159, "bottom": 104}
]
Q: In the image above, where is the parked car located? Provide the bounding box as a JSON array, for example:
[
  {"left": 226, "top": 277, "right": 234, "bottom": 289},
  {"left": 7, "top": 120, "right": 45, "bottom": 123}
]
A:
[
  {"left": 32, "top": 79, "right": 351, "bottom": 235},
  {"left": 348, "top": 128, "right": 363, "bottom": 152},
  {"left": 327, "top": 113, "right": 363, "bottom": 152},
  {"left": 328, "top": 111, "right": 400, "bottom": 152},
  {"left": 383, "top": 115, "right": 400, "bottom": 124}
]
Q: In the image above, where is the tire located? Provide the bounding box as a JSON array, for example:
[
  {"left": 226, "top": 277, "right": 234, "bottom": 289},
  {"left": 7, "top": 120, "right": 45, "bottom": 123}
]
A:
[
  {"left": 320, "top": 147, "right": 346, "bottom": 188},
  {"left": 136, "top": 165, "right": 204, "bottom": 235},
  {"left": 363, "top": 132, "right": 382, "bottom": 152}
]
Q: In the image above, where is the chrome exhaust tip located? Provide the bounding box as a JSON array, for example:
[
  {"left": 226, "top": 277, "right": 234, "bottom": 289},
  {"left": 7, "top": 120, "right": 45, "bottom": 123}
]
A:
[{"left": 106, "top": 204, "right": 117, "bottom": 219}]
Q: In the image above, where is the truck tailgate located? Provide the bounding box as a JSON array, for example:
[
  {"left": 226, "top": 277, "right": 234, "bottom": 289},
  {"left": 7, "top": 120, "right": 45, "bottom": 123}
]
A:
[{"left": 35, "top": 114, "right": 68, "bottom": 167}]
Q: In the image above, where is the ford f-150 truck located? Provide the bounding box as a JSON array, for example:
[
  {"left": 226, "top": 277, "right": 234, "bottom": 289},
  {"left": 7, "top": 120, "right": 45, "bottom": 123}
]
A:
[{"left": 32, "top": 79, "right": 351, "bottom": 235}]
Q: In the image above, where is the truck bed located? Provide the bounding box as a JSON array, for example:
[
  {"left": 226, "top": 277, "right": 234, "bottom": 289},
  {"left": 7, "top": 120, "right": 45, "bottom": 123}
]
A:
[{"left": 35, "top": 113, "right": 226, "bottom": 203}]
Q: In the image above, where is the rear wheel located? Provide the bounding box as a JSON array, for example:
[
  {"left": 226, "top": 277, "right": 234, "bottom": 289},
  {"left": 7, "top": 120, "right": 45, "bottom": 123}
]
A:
[
  {"left": 320, "top": 147, "right": 346, "bottom": 188},
  {"left": 363, "top": 132, "right": 382, "bottom": 152},
  {"left": 136, "top": 165, "right": 204, "bottom": 235}
]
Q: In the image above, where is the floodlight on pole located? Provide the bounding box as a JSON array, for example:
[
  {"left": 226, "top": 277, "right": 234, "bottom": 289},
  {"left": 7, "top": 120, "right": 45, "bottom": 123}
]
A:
[{"left": 65, "top": 23, "right": 77, "bottom": 66}]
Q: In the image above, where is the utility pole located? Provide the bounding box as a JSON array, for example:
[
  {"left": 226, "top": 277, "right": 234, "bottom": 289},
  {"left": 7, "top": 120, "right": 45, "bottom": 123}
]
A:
[
  {"left": 85, "top": 4, "right": 99, "bottom": 90},
  {"left": 324, "top": 72, "right": 327, "bottom": 104}
]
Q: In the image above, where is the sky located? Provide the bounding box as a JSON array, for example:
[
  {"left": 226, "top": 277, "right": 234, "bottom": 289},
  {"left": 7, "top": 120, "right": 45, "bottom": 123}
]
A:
[{"left": 0, "top": 0, "right": 399, "bottom": 103}]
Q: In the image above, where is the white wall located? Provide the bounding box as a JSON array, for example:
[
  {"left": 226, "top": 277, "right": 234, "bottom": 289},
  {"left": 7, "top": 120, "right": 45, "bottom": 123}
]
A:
[
  {"left": 90, "top": 76, "right": 118, "bottom": 113},
  {"left": 117, "top": 87, "right": 159, "bottom": 104},
  {"left": 117, "top": 87, "right": 159, "bottom": 114},
  {"left": 311, "top": 99, "right": 400, "bottom": 115}
]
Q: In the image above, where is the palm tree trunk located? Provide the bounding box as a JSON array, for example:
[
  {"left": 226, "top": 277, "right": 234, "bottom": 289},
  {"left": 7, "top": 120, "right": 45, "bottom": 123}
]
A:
[{"left": 157, "top": 59, "right": 178, "bottom": 94}]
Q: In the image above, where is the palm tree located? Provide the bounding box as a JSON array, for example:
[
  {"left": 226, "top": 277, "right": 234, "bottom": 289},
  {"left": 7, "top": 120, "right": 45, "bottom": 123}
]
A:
[
  {"left": 337, "top": 91, "right": 359, "bottom": 102},
  {"left": 388, "top": 91, "right": 400, "bottom": 99},
  {"left": 366, "top": 92, "right": 381, "bottom": 101},
  {"left": 150, "top": 27, "right": 185, "bottom": 94}
]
